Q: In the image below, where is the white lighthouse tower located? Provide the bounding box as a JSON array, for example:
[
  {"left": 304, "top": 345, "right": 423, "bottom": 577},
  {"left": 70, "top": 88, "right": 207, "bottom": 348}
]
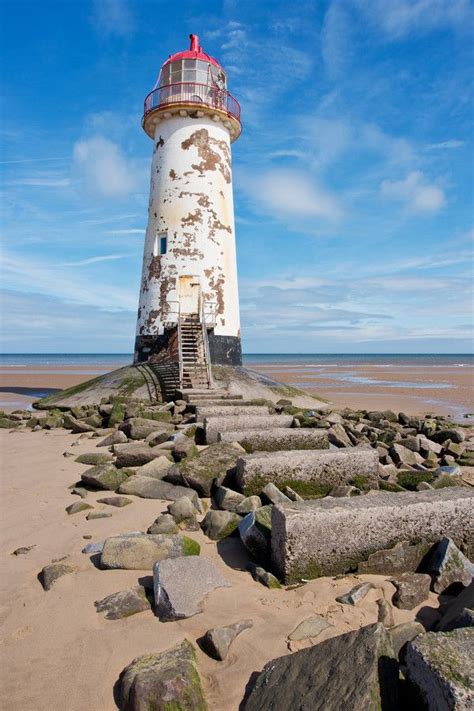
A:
[{"left": 134, "top": 34, "right": 242, "bottom": 387}]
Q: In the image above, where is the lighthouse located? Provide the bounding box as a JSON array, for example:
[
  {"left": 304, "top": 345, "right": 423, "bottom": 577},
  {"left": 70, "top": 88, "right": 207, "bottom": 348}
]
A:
[{"left": 134, "top": 34, "right": 242, "bottom": 388}]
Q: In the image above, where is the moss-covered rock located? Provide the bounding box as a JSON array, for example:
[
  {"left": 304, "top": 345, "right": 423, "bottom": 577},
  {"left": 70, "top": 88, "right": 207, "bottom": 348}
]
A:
[{"left": 397, "top": 471, "right": 435, "bottom": 491}]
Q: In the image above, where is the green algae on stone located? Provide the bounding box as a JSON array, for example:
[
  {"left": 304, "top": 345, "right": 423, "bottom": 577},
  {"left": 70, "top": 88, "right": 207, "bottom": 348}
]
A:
[
  {"left": 181, "top": 536, "right": 201, "bottom": 556},
  {"left": 397, "top": 471, "right": 434, "bottom": 490}
]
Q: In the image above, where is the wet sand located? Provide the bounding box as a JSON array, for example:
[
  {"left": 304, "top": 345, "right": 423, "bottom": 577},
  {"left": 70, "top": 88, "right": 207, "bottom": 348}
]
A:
[
  {"left": 0, "top": 428, "right": 440, "bottom": 710},
  {"left": 1, "top": 361, "right": 473, "bottom": 418}
]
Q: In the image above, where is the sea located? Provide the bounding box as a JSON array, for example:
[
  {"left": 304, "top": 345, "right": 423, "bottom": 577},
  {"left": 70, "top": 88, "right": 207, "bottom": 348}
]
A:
[{"left": 1, "top": 353, "right": 473, "bottom": 367}]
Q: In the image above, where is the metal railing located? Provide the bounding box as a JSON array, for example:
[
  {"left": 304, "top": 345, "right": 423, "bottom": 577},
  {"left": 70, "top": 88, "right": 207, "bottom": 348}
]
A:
[
  {"left": 143, "top": 82, "right": 241, "bottom": 124},
  {"left": 202, "top": 300, "right": 218, "bottom": 327},
  {"left": 201, "top": 303, "right": 213, "bottom": 389}
]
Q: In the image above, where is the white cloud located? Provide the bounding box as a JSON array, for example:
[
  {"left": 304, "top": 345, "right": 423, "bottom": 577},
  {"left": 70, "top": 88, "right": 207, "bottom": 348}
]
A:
[
  {"left": 60, "top": 254, "right": 129, "bottom": 267},
  {"left": 73, "top": 136, "right": 137, "bottom": 198},
  {"left": 426, "top": 140, "right": 465, "bottom": 150},
  {"left": 247, "top": 169, "right": 343, "bottom": 221},
  {"left": 381, "top": 171, "right": 446, "bottom": 213},
  {"left": 106, "top": 228, "right": 145, "bottom": 235},
  {"left": 91, "top": 0, "right": 134, "bottom": 37},
  {"left": 356, "top": 0, "right": 473, "bottom": 37}
]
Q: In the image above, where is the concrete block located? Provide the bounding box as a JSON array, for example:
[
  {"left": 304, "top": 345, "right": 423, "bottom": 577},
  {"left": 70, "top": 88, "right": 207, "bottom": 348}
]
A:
[
  {"left": 217, "top": 428, "right": 329, "bottom": 452},
  {"left": 271, "top": 488, "right": 474, "bottom": 583},
  {"left": 236, "top": 448, "right": 379, "bottom": 497},
  {"left": 195, "top": 405, "right": 270, "bottom": 419},
  {"left": 204, "top": 415, "right": 293, "bottom": 444}
]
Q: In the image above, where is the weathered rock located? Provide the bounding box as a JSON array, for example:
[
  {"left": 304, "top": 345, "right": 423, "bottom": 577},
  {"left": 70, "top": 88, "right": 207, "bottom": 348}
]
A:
[
  {"left": 86, "top": 510, "right": 112, "bottom": 519},
  {"left": 100, "top": 533, "right": 200, "bottom": 570},
  {"left": 147, "top": 514, "right": 179, "bottom": 535},
  {"left": 436, "top": 582, "right": 474, "bottom": 632},
  {"left": 431, "top": 428, "right": 466, "bottom": 444},
  {"left": 12, "top": 545, "right": 35, "bottom": 556},
  {"left": 81, "top": 463, "right": 130, "bottom": 491},
  {"left": 119, "top": 417, "right": 173, "bottom": 441},
  {"left": 336, "top": 582, "right": 374, "bottom": 606},
  {"left": 425, "top": 537, "right": 474, "bottom": 593},
  {"left": 283, "top": 485, "right": 304, "bottom": 501},
  {"left": 118, "top": 640, "right": 206, "bottom": 711},
  {"left": 118, "top": 476, "right": 200, "bottom": 508},
  {"left": 40, "top": 562, "right": 75, "bottom": 590},
  {"left": 205, "top": 414, "right": 294, "bottom": 444},
  {"left": 328, "top": 423, "right": 353, "bottom": 448},
  {"left": 261, "top": 482, "right": 292, "bottom": 506},
  {"left": 247, "top": 562, "right": 282, "bottom": 589},
  {"left": 236, "top": 449, "right": 379, "bottom": 497},
  {"left": 377, "top": 598, "right": 395, "bottom": 627},
  {"left": 196, "top": 405, "right": 269, "bottom": 419},
  {"left": 96, "top": 429, "right": 127, "bottom": 447},
  {"left": 135, "top": 455, "right": 173, "bottom": 479},
  {"left": 200, "top": 510, "right": 241, "bottom": 540},
  {"left": 271, "top": 488, "right": 474, "bottom": 583},
  {"left": 390, "top": 443, "right": 424, "bottom": 467},
  {"left": 239, "top": 506, "right": 272, "bottom": 562},
  {"left": 358, "top": 540, "right": 434, "bottom": 575},
  {"left": 167, "top": 496, "right": 198, "bottom": 522},
  {"left": 69, "top": 418, "right": 96, "bottom": 434},
  {"left": 66, "top": 501, "right": 93, "bottom": 515},
  {"left": 391, "top": 573, "right": 431, "bottom": 610},
  {"left": 235, "top": 495, "right": 262, "bottom": 514},
  {"left": 95, "top": 585, "right": 152, "bottom": 620},
  {"left": 75, "top": 452, "right": 113, "bottom": 465},
  {"left": 406, "top": 628, "right": 473, "bottom": 710},
  {"left": 82, "top": 540, "right": 105, "bottom": 554},
  {"left": 0, "top": 417, "right": 21, "bottom": 428},
  {"left": 243, "top": 623, "right": 398, "bottom": 711},
  {"left": 214, "top": 486, "right": 246, "bottom": 512},
  {"left": 114, "top": 443, "right": 166, "bottom": 468},
  {"left": 96, "top": 496, "right": 132, "bottom": 507},
  {"left": 200, "top": 619, "right": 253, "bottom": 660},
  {"left": 288, "top": 615, "right": 332, "bottom": 641},
  {"left": 153, "top": 556, "right": 230, "bottom": 620},
  {"left": 329, "top": 485, "right": 359, "bottom": 497},
  {"left": 172, "top": 437, "right": 198, "bottom": 461},
  {"left": 390, "top": 621, "right": 425, "bottom": 659},
  {"left": 218, "top": 427, "right": 329, "bottom": 452},
  {"left": 165, "top": 442, "right": 241, "bottom": 497}
]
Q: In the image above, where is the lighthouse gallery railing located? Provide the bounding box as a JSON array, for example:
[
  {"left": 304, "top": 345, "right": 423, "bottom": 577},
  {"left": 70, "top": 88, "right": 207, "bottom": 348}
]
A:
[{"left": 143, "top": 82, "right": 241, "bottom": 123}]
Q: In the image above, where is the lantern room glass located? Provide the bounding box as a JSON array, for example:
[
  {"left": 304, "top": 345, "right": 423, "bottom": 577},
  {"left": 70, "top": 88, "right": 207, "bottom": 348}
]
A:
[{"left": 158, "top": 60, "right": 227, "bottom": 89}]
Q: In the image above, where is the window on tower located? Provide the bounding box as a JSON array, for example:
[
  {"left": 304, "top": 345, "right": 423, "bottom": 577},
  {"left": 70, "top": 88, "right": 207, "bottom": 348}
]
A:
[
  {"left": 159, "top": 233, "right": 167, "bottom": 255},
  {"left": 153, "top": 232, "right": 167, "bottom": 257}
]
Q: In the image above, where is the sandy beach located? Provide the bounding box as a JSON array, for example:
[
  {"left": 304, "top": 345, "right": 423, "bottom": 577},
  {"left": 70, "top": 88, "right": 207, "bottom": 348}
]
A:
[{"left": 0, "top": 426, "right": 441, "bottom": 711}]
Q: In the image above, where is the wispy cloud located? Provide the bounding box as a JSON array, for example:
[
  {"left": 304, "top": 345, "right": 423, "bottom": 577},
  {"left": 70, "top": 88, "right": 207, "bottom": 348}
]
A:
[
  {"left": 355, "top": 0, "right": 473, "bottom": 38},
  {"left": 106, "top": 228, "right": 145, "bottom": 235},
  {"left": 91, "top": 0, "right": 134, "bottom": 37},
  {"left": 60, "top": 254, "right": 129, "bottom": 267},
  {"left": 321, "top": 1, "right": 353, "bottom": 78},
  {"left": 72, "top": 136, "right": 139, "bottom": 198},
  {"left": 381, "top": 171, "right": 446, "bottom": 213},
  {"left": 426, "top": 140, "right": 465, "bottom": 150},
  {"left": 0, "top": 156, "right": 69, "bottom": 165},
  {"left": 6, "top": 177, "right": 71, "bottom": 187}
]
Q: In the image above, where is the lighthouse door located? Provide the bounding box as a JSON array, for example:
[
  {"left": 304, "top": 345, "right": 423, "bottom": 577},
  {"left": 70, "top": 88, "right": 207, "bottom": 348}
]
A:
[{"left": 179, "top": 275, "right": 201, "bottom": 318}]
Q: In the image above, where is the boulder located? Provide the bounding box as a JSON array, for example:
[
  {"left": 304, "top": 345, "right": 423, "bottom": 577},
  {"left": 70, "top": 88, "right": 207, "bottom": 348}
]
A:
[
  {"left": 247, "top": 562, "right": 281, "bottom": 589},
  {"left": 425, "top": 537, "right": 474, "bottom": 593},
  {"left": 114, "top": 443, "right": 166, "bottom": 468},
  {"left": 86, "top": 511, "right": 112, "bottom": 520},
  {"left": 118, "top": 640, "right": 206, "bottom": 711},
  {"left": 94, "top": 585, "right": 151, "bottom": 619},
  {"left": 377, "top": 598, "right": 395, "bottom": 628},
  {"left": 147, "top": 514, "right": 179, "bottom": 535},
  {"left": 436, "top": 582, "right": 474, "bottom": 632},
  {"left": 172, "top": 437, "right": 198, "bottom": 462},
  {"left": 214, "top": 486, "right": 246, "bottom": 512},
  {"left": 153, "top": 556, "right": 230, "bottom": 620},
  {"left": 40, "top": 562, "right": 75, "bottom": 591},
  {"left": 336, "top": 582, "right": 373, "bottom": 606},
  {"left": 118, "top": 476, "right": 200, "bottom": 507},
  {"left": 96, "top": 496, "right": 132, "bottom": 507},
  {"left": 167, "top": 496, "right": 198, "bottom": 522},
  {"left": 81, "top": 463, "right": 130, "bottom": 491},
  {"left": 204, "top": 414, "right": 294, "bottom": 444},
  {"left": 391, "top": 573, "right": 431, "bottom": 610},
  {"left": 243, "top": 623, "right": 398, "bottom": 711},
  {"left": 406, "top": 628, "right": 473, "bottom": 710},
  {"left": 431, "top": 428, "right": 465, "bottom": 444},
  {"left": 389, "top": 621, "right": 425, "bottom": 659},
  {"left": 165, "top": 442, "right": 241, "bottom": 497},
  {"left": 66, "top": 501, "right": 93, "bottom": 515},
  {"left": 96, "top": 429, "right": 127, "bottom": 447},
  {"left": 119, "top": 417, "right": 173, "bottom": 441},
  {"left": 327, "top": 423, "right": 353, "bottom": 448},
  {"left": 100, "top": 533, "right": 200, "bottom": 570},
  {"left": 218, "top": 427, "right": 329, "bottom": 452},
  {"left": 239, "top": 506, "right": 272, "bottom": 562},
  {"left": 74, "top": 452, "right": 113, "bottom": 465},
  {"left": 389, "top": 444, "right": 424, "bottom": 468},
  {"left": 135, "top": 455, "right": 173, "bottom": 479},
  {"left": 236, "top": 495, "right": 262, "bottom": 514},
  {"left": 357, "top": 540, "right": 434, "bottom": 575},
  {"left": 200, "top": 510, "right": 241, "bottom": 541},
  {"left": 261, "top": 483, "right": 292, "bottom": 506},
  {"left": 271, "top": 488, "right": 474, "bottom": 583},
  {"left": 200, "top": 619, "right": 253, "bottom": 660}
]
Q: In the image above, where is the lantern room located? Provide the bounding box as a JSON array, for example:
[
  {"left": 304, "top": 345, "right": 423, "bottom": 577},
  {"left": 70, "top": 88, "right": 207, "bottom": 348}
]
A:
[{"left": 142, "top": 34, "right": 241, "bottom": 142}]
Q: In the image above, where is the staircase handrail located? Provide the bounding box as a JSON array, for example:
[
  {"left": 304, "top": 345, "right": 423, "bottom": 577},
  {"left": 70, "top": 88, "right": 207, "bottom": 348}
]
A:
[
  {"left": 177, "top": 303, "right": 184, "bottom": 387},
  {"left": 201, "top": 303, "right": 213, "bottom": 388}
]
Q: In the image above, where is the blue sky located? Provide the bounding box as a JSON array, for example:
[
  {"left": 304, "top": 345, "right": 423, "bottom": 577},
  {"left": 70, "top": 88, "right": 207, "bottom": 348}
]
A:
[{"left": 1, "top": 0, "right": 473, "bottom": 354}]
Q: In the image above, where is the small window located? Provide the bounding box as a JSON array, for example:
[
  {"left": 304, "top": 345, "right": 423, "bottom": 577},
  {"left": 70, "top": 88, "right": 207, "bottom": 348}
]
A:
[{"left": 153, "top": 232, "right": 167, "bottom": 256}]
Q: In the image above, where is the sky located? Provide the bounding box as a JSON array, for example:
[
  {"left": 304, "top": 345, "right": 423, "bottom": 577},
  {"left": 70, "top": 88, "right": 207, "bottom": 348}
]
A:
[{"left": 1, "top": 0, "right": 473, "bottom": 354}]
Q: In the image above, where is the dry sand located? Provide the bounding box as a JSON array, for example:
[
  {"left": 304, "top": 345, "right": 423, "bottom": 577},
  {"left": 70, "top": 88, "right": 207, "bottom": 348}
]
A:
[{"left": 0, "top": 427, "right": 440, "bottom": 710}]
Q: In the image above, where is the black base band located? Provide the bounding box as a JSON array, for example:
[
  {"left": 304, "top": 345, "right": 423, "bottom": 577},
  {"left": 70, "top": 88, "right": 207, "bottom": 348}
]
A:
[{"left": 134, "top": 331, "right": 242, "bottom": 366}]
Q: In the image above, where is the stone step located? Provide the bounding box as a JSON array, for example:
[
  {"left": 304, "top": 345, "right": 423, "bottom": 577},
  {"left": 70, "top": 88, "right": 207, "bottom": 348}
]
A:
[
  {"left": 195, "top": 405, "right": 270, "bottom": 419},
  {"left": 218, "top": 427, "right": 329, "bottom": 452},
  {"left": 271, "top": 487, "right": 474, "bottom": 583},
  {"left": 236, "top": 448, "right": 378, "bottom": 496},
  {"left": 204, "top": 415, "right": 294, "bottom": 444}
]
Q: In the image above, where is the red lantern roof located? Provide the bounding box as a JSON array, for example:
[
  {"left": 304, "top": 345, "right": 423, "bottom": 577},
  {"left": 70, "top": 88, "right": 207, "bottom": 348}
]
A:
[{"left": 162, "top": 34, "right": 223, "bottom": 71}]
